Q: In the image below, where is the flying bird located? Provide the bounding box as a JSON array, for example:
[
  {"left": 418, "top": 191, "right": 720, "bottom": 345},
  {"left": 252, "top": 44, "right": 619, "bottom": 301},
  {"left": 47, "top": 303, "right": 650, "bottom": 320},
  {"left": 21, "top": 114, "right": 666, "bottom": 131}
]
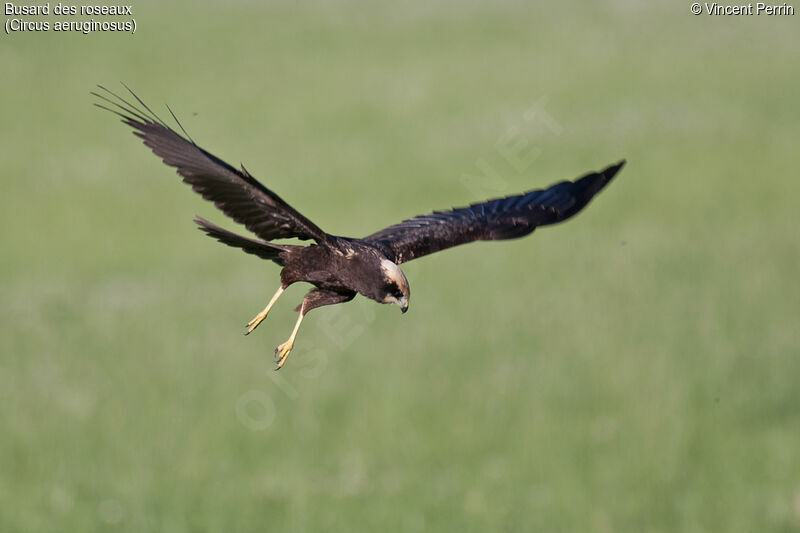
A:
[{"left": 94, "top": 86, "right": 624, "bottom": 369}]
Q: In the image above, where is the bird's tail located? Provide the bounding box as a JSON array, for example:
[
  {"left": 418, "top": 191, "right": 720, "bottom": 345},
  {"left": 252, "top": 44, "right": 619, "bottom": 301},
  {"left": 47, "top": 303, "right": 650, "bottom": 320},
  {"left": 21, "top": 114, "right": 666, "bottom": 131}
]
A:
[{"left": 193, "top": 216, "right": 290, "bottom": 265}]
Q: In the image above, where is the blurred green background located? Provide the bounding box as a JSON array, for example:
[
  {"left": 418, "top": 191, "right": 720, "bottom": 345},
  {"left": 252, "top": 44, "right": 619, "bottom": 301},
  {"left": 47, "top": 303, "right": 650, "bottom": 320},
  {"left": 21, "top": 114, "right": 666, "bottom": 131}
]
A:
[{"left": 2, "top": 1, "right": 799, "bottom": 531}]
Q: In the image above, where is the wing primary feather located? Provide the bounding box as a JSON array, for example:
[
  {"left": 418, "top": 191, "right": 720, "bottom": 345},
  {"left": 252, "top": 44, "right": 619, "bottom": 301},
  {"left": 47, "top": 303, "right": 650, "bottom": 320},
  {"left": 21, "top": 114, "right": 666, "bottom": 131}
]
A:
[
  {"left": 92, "top": 101, "right": 133, "bottom": 122},
  {"left": 166, "top": 103, "right": 196, "bottom": 145},
  {"left": 95, "top": 84, "right": 332, "bottom": 245},
  {"left": 364, "top": 161, "right": 624, "bottom": 264},
  {"left": 92, "top": 88, "right": 152, "bottom": 124},
  {"left": 120, "top": 82, "right": 171, "bottom": 129},
  {"left": 97, "top": 84, "right": 165, "bottom": 128}
]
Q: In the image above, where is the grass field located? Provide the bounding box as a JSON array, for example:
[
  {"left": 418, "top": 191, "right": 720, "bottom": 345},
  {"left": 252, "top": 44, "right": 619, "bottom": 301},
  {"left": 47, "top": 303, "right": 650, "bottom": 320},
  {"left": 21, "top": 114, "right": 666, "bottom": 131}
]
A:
[{"left": 2, "top": 1, "right": 799, "bottom": 531}]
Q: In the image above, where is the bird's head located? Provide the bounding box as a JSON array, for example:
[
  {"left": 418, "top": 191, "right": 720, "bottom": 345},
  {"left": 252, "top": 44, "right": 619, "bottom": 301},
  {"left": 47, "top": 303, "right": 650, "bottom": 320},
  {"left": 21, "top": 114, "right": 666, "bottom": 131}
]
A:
[{"left": 379, "top": 259, "right": 410, "bottom": 313}]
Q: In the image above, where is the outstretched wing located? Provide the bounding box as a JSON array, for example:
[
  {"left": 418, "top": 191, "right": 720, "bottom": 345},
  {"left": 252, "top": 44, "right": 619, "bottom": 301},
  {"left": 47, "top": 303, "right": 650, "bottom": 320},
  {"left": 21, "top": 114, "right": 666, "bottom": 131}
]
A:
[
  {"left": 93, "top": 85, "right": 331, "bottom": 244},
  {"left": 364, "top": 161, "right": 624, "bottom": 264}
]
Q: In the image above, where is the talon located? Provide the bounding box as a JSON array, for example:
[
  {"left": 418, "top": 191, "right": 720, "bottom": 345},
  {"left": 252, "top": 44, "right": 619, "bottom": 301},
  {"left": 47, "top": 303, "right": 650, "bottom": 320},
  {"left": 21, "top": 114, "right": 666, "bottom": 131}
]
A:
[
  {"left": 244, "top": 286, "right": 285, "bottom": 335},
  {"left": 274, "top": 342, "right": 293, "bottom": 369},
  {"left": 271, "top": 311, "right": 304, "bottom": 369},
  {"left": 245, "top": 313, "right": 267, "bottom": 335},
  {"left": 274, "top": 350, "right": 291, "bottom": 369}
]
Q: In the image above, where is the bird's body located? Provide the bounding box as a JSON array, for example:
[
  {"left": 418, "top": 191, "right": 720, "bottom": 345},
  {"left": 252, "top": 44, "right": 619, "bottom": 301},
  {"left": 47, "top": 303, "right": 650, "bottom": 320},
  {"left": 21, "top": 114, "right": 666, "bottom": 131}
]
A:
[
  {"left": 280, "top": 240, "right": 389, "bottom": 309},
  {"left": 94, "top": 85, "right": 624, "bottom": 369}
]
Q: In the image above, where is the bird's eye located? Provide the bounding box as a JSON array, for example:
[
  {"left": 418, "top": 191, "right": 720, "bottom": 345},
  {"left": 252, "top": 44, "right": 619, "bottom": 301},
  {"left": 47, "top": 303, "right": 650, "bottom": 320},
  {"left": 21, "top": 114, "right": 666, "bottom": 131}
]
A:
[{"left": 385, "top": 281, "right": 400, "bottom": 296}]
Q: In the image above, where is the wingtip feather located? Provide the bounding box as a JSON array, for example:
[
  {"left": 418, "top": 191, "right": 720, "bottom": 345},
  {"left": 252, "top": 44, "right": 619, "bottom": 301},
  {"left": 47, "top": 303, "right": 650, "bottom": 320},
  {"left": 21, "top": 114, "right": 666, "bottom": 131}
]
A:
[{"left": 603, "top": 159, "right": 626, "bottom": 180}]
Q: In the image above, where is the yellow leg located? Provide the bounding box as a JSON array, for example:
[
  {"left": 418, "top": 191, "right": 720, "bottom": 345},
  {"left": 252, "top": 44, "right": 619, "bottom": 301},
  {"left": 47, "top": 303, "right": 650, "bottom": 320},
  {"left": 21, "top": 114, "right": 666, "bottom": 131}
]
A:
[
  {"left": 245, "top": 286, "right": 285, "bottom": 335},
  {"left": 274, "top": 312, "right": 305, "bottom": 370}
]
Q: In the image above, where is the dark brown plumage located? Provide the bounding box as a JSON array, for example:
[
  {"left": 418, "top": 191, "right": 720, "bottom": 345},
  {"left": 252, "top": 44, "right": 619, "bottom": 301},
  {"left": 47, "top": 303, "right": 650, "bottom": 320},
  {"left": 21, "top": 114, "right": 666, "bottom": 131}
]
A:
[{"left": 94, "top": 85, "right": 624, "bottom": 369}]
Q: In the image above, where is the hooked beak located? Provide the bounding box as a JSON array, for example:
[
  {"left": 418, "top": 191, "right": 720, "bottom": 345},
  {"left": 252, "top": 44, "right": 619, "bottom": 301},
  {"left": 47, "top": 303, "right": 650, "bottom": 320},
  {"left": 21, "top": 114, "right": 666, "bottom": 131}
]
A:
[{"left": 400, "top": 297, "right": 409, "bottom": 314}]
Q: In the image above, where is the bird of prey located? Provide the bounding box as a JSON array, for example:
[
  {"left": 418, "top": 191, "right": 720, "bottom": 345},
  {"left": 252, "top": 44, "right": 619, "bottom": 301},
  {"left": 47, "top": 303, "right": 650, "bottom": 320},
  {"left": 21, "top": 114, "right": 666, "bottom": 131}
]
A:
[{"left": 94, "top": 85, "right": 624, "bottom": 369}]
